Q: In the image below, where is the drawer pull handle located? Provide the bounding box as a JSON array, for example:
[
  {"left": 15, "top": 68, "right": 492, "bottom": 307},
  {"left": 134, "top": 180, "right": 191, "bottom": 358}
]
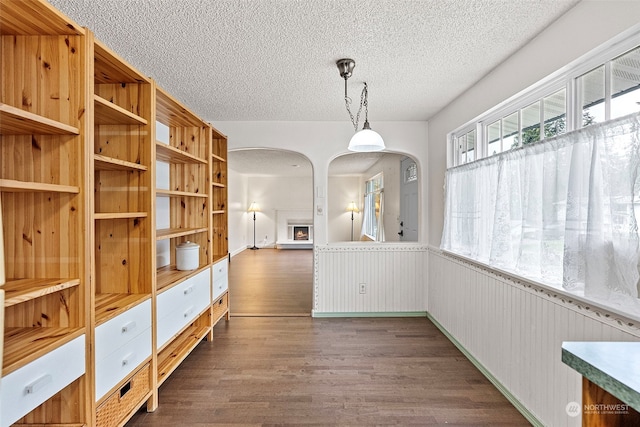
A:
[
  {"left": 183, "top": 286, "right": 194, "bottom": 295},
  {"left": 184, "top": 306, "right": 194, "bottom": 318},
  {"left": 25, "top": 374, "right": 52, "bottom": 395},
  {"left": 121, "top": 321, "right": 136, "bottom": 333},
  {"left": 122, "top": 353, "right": 136, "bottom": 367},
  {"left": 120, "top": 380, "right": 132, "bottom": 398}
]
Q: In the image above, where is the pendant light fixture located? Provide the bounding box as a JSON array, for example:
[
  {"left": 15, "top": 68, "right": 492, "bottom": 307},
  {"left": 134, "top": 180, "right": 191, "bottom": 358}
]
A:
[{"left": 337, "top": 58, "right": 385, "bottom": 152}]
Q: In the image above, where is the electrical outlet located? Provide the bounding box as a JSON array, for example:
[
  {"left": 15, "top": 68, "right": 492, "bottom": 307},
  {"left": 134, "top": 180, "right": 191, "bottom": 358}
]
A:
[{"left": 359, "top": 283, "right": 366, "bottom": 294}]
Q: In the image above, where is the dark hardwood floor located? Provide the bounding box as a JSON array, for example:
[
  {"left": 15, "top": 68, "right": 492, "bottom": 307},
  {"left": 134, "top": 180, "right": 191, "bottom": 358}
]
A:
[
  {"left": 229, "top": 248, "right": 313, "bottom": 316},
  {"left": 126, "top": 249, "right": 528, "bottom": 426}
]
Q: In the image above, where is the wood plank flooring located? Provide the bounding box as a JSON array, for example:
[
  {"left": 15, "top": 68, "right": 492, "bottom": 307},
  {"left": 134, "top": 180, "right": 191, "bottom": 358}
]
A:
[
  {"left": 229, "top": 248, "right": 313, "bottom": 316},
  {"left": 125, "top": 249, "right": 528, "bottom": 426}
]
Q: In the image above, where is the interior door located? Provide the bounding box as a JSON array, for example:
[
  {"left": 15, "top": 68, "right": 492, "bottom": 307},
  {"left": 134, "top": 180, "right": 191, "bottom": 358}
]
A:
[{"left": 399, "top": 157, "right": 418, "bottom": 241}]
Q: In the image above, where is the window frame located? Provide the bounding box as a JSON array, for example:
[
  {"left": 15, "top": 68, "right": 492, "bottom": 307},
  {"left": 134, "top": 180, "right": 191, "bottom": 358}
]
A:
[
  {"left": 448, "top": 25, "right": 640, "bottom": 168},
  {"left": 363, "top": 172, "right": 384, "bottom": 241}
]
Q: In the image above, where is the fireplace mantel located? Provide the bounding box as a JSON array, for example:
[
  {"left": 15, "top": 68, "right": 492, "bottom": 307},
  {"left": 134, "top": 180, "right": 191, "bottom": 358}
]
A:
[{"left": 275, "top": 210, "right": 313, "bottom": 249}]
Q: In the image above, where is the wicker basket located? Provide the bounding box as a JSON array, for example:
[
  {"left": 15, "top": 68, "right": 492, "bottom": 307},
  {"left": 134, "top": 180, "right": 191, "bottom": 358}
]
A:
[
  {"left": 96, "top": 364, "right": 150, "bottom": 427},
  {"left": 212, "top": 292, "right": 228, "bottom": 325}
]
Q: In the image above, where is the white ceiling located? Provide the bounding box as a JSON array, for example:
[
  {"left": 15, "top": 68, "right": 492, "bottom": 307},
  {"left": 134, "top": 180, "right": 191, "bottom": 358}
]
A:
[{"left": 50, "top": 0, "right": 580, "bottom": 124}]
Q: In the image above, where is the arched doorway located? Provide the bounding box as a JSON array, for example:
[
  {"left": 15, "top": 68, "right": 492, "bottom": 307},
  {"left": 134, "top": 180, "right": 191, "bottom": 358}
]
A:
[{"left": 226, "top": 149, "right": 314, "bottom": 316}]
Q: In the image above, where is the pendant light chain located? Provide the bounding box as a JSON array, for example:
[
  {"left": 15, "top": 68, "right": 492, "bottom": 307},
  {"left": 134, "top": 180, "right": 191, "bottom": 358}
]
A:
[{"left": 344, "top": 82, "right": 368, "bottom": 132}]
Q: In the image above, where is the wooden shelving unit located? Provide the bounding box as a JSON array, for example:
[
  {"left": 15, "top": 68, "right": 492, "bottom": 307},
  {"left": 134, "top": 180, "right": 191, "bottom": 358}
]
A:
[
  {"left": 211, "top": 128, "right": 229, "bottom": 263},
  {"left": 90, "top": 34, "right": 154, "bottom": 427},
  {"left": 0, "top": 0, "right": 90, "bottom": 425},
  {"left": 1, "top": 2, "right": 230, "bottom": 425},
  {"left": 153, "top": 86, "right": 216, "bottom": 407},
  {"left": 91, "top": 36, "right": 153, "bottom": 324}
]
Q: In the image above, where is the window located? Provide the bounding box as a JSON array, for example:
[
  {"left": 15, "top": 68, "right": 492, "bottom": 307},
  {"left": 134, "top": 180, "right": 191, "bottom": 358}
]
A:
[
  {"left": 363, "top": 173, "right": 383, "bottom": 241},
  {"left": 456, "top": 129, "right": 476, "bottom": 164},
  {"left": 611, "top": 46, "right": 640, "bottom": 119},
  {"left": 543, "top": 89, "right": 566, "bottom": 138},
  {"left": 443, "top": 113, "right": 640, "bottom": 317},
  {"left": 444, "top": 28, "right": 640, "bottom": 319},
  {"left": 449, "top": 34, "right": 640, "bottom": 168},
  {"left": 579, "top": 65, "right": 605, "bottom": 126}
]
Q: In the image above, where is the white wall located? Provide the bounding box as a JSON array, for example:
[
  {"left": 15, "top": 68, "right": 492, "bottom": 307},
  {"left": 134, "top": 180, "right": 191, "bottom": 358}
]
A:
[
  {"left": 429, "top": 250, "right": 640, "bottom": 426},
  {"left": 227, "top": 168, "right": 249, "bottom": 256},
  {"left": 327, "top": 175, "right": 362, "bottom": 242},
  {"left": 244, "top": 175, "right": 313, "bottom": 248}
]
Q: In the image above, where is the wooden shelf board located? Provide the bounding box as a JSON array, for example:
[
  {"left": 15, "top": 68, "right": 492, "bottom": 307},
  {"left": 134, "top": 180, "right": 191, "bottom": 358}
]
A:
[
  {"left": 95, "top": 293, "right": 151, "bottom": 326},
  {"left": 0, "top": 103, "right": 79, "bottom": 135},
  {"left": 156, "top": 227, "right": 209, "bottom": 241},
  {"left": 210, "top": 125, "right": 227, "bottom": 140},
  {"left": 212, "top": 182, "right": 225, "bottom": 188},
  {"left": 211, "top": 153, "right": 226, "bottom": 162},
  {"left": 156, "top": 142, "right": 207, "bottom": 164},
  {"left": 4, "top": 278, "right": 81, "bottom": 307},
  {"left": 155, "top": 189, "right": 208, "bottom": 198},
  {"left": 94, "top": 154, "right": 148, "bottom": 171},
  {"left": 212, "top": 210, "right": 226, "bottom": 215},
  {"left": 94, "top": 39, "right": 151, "bottom": 84},
  {"left": 212, "top": 254, "right": 228, "bottom": 265},
  {"left": 94, "top": 94, "right": 148, "bottom": 125},
  {"left": 0, "top": 0, "right": 85, "bottom": 35},
  {"left": 156, "top": 264, "right": 210, "bottom": 292},
  {"left": 3, "top": 327, "right": 84, "bottom": 376},
  {"left": 156, "top": 323, "right": 210, "bottom": 387},
  {"left": 155, "top": 87, "right": 204, "bottom": 128},
  {"left": 94, "top": 212, "right": 148, "bottom": 220},
  {"left": 0, "top": 179, "right": 79, "bottom": 193}
]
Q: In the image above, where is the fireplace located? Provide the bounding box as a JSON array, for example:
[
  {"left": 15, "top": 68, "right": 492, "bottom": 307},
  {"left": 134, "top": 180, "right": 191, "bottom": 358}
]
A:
[
  {"left": 275, "top": 210, "right": 313, "bottom": 249},
  {"left": 293, "top": 226, "right": 309, "bottom": 241}
]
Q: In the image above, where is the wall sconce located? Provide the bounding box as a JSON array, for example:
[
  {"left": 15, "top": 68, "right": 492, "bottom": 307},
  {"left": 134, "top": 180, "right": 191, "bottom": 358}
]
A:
[
  {"left": 247, "top": 202, "right": 260, "bottom": 250},
  {"left": 346, "top": 201, "right": 359, "bottom": 241}
]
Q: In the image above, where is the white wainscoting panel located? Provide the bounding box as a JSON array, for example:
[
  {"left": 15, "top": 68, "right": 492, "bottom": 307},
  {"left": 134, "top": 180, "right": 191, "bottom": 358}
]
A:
[
  {"left": 314, "top": 243, "right": 428, "bottom": 315},
  {"left": 428, "top": 248, "right": 640, "bottom": 426}
]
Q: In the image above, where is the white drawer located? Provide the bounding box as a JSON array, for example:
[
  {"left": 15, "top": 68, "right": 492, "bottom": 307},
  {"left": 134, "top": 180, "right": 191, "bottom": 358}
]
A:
[
  {"left": 1, "top": 335, "right": 85, "bottom": 427},
  {"left": 157, "top": 269, "right": 210, "bottom": 319},
  {"left": 95, "top": 299, "right": 151, "bottom": 362},
  {"left": 213, "top": 275, "right": 228, "bottom": 300},
  {"left": 156, "top": 291, "right": 210, "bottom": 350},
  {"left": 212, "top": 259, "right": 228, "bottom": 300},
  {"left": 212, "top": 258, "right": 228, "bottom": 283},
  {"left": 95, "top": 327, "right": 151, "bottom": 400},
  {"left": 157, "top": 303, "right": 198, "bottom": 349}
]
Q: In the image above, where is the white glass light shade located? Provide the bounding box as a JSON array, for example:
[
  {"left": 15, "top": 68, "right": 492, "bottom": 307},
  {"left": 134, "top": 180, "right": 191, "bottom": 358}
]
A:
[
  {"left": 346, "top": 201, "right": 359, "bottom": 213},
  {"left": 247, "top": 201, "right": 260, "bottom": 212},
  {"left": 348, "top": 127, "right": 385, "bottom": 152}
]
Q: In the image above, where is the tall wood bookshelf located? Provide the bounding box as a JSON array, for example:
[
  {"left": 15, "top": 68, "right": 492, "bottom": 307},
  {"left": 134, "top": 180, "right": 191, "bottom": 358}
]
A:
[
  {"left": 0, "top": 1, "right": 230, "bottom": 425},
  {"left": 0, "top": 1, "right": 90, "bottom": 425},
  {"left": 90, "top": 33, "right": 154, "bottom": 427},
  {"left": 153, "top": 87, "right": 215, "bottom": 400}
]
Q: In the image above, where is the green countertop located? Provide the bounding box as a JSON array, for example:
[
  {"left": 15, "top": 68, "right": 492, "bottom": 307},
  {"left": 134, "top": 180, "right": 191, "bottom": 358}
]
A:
[{"left": 562, "top": 341, "right": 640, "bottom": 412}]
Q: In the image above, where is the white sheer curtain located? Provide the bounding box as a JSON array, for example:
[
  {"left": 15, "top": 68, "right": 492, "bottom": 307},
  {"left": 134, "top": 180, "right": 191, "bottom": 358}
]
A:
[{"left": 441, "top": 113, "right": 640, "bottom": 314}]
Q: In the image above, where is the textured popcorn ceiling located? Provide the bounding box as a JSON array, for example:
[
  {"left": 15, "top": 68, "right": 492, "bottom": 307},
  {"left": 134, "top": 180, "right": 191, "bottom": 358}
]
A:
[{"left": 50, "top": 0, "right": 579, "bottom": 123}]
